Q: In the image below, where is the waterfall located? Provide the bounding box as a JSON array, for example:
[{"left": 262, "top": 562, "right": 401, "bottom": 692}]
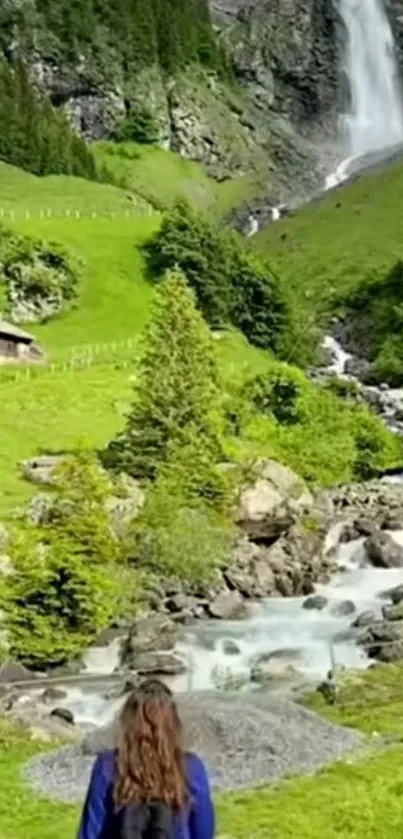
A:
[{"left": 338, "top": 0, "right": 403, "bottom": 156}]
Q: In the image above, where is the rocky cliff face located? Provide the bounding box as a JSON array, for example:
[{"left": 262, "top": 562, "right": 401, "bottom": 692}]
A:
[
  {"left": 214, "top": 0, "right": 341, "bottom": 128},
  {"left": 0, "top": 0, "right": 375, "bottom": 204}
]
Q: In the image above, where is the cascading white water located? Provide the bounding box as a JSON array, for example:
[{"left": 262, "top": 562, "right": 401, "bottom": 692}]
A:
[{"left": 338, "top": 0, "right": 403, "bottom": 156}]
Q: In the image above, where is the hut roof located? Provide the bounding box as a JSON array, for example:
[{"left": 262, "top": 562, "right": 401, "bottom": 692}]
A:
[{"left": 0, "top": 318, "right": 34, "bottom": 343}]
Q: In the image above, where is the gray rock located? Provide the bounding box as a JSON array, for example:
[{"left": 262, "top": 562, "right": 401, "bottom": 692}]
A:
[
  {"left": 165, "top": 594, "right": 195, "bottom": 614},
  {"left": 302, "top": 595, "right": 328, "bottom": 611},
  {"left": 250, "top": 648, "right": 303, "bottom": 685},
  {"left": 20, "top": 455, "right": 64, "bottom": 486},
  {"left": 208, "top": 591, "right": 247, "bottom": 620},
  {"left": 222, "top": 640, "right": 241, "bottom": 656},
  {"left": 364, "top": 532, "right": 403, "bottom": 568},
  {"left": 379, "top": 583, "right": 403, "bottom": 605},
  {"left": 0, "top": 661, "right": 33, "bottom": 684},
  {"left": 330, "top": 600, "right": 356, "bottom": 618},
  {"left": 235, "top": 459, "right": 313, "bottom": 542},
  {"left": 120, "top": 615, "right": 179, "bottom": 668},
  {"left": 50, "top": 708, "right": 75, "bottom": 726},
  {"left": 41, "top": 687, "right": 68, "bottom": 703},
  {"left": 352, "top": 610, "right": 377, "bottom": 628},
  {"left": 134, "top": 651, "right": 187, "bottom": 676},
  {"left": 357, "top": 620, "right": 403, "bottom": 662},
  {"left": 382, "top": 602, "right": 403, "bottom": 622},
  {"left": 51, "top": 660, "right": 84, "bottom": 678}
]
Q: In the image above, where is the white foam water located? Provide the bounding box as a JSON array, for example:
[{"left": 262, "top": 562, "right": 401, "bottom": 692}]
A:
[
  {"left": 325, "top": 0, "right": 403, "bottom": 189},
  {"left": 338, "top": 0, "right": 403, "bottom": 157},
  {"left": 56, "top": 529, "right": 403, "bottom": 726},
  {"left": 322, "top": 334, "right": 351, "bottom": 376}
]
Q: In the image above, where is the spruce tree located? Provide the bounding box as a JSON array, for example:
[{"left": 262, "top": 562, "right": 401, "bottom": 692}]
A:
[
  {"left": 1, "top": 453, "right": 119, "bottom": 669},
  {"left": 104, "top": 268, "right": 222, "bottom": 479}
]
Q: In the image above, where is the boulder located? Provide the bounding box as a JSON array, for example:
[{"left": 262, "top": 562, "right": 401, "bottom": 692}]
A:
[
  {"left": 330, "top": 600, "right": 356, "bottom": 618},
  {"left": 352, "top": 610, "right": 377, "bottom": 628},
  {"left": 235, "top": 459, "right": 313, "bottom": 542},
  {"left": 363, "top": 532, "right": 403, "bottom": 568},
  {"left": 0, "top": 661, "right": 34, "bottom": 684},
  {"left": 51, "top": 659, "right": 84, "bottom": 678},
  {"left": 208, "top": 590, "right": 247, "bottom": 620},
  {"left": 50, "top": 707, "right": 75, "bottom": 726},
  {"left": 41, "top": 687, "right": 68, "bottom": 703},
  {"left": 302, "top": 595, "right": 328, "bottom": 611},
  {"left": 20, "top": 455, "right": 64, "bottom": 486},
  {"left": 222, "top": 639, "right": 241, "bottom": 656},
  {"left": 382, "top": 602, "right": 403, "bottom": 622},
  {"left": 353, "top": 518, "right": 378, "bottom": 537},
  {"left": 2, "top": 699, "right": 81, "bottom": 742},
  {"left": 134, "top": 651, "right": 187, "bottom": 676},
  {"left": 357, "top": 620, "right": 403, "bottom": 662},
  {"left": 165, "top": 594, "right": 196, "bottom": 614},
  {"left": 250, "top": 649, "right": 303, "bottom": 685},
  {"left": 120, "top": 615, "right": 179, "bottom": 668},
  {"left": 379, "top": 583, "right": 403, "bottom": 605}
]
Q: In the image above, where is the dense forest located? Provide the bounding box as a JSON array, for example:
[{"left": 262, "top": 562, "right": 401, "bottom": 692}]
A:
[
  {"left": 0, "top": 0, "right": 224, "bottom": 76},
  {"left": 0, "top": 59, "right": 96, "bottom": 178},
  {"left": 0, "top": 0, "right": 226, "bottom": 178}
]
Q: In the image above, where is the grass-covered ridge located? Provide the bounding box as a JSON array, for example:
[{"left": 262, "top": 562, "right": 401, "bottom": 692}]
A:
[
  {"left": 94, "top": 141, "right": 263, "bottom": 215},
  {"left": 255, "top": 158, "right": 403, "bottom": 320}
]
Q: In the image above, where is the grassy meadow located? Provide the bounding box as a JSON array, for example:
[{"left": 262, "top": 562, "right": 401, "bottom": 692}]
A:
[{"left": 254, "top": 158, "right": 403, "bottom": 325}]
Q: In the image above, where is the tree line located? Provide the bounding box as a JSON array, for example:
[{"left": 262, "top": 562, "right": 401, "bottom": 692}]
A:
[
  {"left": 1, "top": 0, "right": 227, "bottom": 78},
  {"left": 0, "top": 59, "right": 96, "bottom": 179}
]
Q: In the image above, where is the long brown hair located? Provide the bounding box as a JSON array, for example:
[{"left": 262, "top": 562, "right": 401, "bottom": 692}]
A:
[{"left": 114, "top": 679, "right": 188, "bottom": 811}]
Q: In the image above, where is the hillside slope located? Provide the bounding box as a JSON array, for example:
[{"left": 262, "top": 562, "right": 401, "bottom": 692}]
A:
[{"left": 254, "top": 158, "right": 403, "bottom": 325}]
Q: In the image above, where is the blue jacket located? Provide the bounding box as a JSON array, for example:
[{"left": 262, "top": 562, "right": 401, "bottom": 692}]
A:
[{"left": 77, "top": 751, "right": 215, "bottom": 839}]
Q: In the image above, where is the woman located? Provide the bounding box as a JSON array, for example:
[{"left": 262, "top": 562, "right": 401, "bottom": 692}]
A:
[{"left": 77, "top": 679, "right": 215, "bottom": 839}]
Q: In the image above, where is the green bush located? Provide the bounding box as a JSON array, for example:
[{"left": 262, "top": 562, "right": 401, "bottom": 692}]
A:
[
  {"left": 228, "top": 359, "right": 403, "bottom": 486},
  {"left": 1, "top": 453, "right": 119, "bottom": 669},
  {"left": 0, "top": 227, "right": 81, "bottom": 321},
  {"left": 113, "top": 109, "right": 160, "bottom": 144},
  {"left": 103, "top": 267, "right": 224, "bottom": 480},
  {"left": 337, "top": 260, "right": 403, "bottom": 386},
  {"left": 146, "top": 200, "right": 292, "bottom": 352},
  {"left": 129, "top": 479, "right": 233, "bottom": 585},
  {"left": 242, "top": 370, "right": 303, "bottom": 425}
]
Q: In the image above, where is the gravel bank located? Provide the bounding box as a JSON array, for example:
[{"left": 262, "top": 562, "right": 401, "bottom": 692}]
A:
[{"left": 25, "top": 691, "right": 362, "bottom": 802}]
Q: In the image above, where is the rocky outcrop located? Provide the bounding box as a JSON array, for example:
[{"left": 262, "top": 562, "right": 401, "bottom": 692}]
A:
[
  {"left": 3, "top": 0, "right": 347, "bottom": 201},
  {"left": 235, "top": 459, "right": 314, "bottom": 541},
  {"left": 319, "top": 480, "right": 403, "bottom": 532},
  {"left": 363, "top": 532, "right": 403, "bottom": 569}
]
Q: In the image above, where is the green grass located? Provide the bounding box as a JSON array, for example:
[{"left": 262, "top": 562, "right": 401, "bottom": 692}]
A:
[
  {"left": 254, "top": 158, "right": 403, "bottom": 325},
  {"left": 305, "top": 663, "right": 403, "bottom": 738},
  {"left": 0, "top": 363, "right": 133, "bottom": 516},
  {"left": 0, "top": 161, "right": 152, "bottom": 215},
  {"left": 4, "top": 665, "right": 403, "bottom": 838},
  {"left": 11, "top": 217, "right": 158, "bottom": 356},
  {"left": 94, "top": 141, "right": 263, "bottom": 216}
]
